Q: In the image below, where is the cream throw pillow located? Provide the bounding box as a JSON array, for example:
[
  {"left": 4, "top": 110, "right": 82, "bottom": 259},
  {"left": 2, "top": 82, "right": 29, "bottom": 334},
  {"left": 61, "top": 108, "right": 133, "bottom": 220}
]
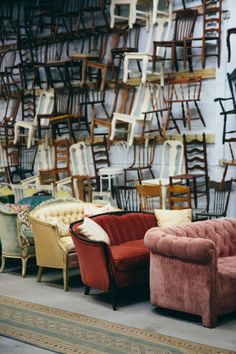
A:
[
  {"left": 78, "top": 217, "right": 110, "bottom": 245},
  {"left": 154, "top": 209, "right": 192, "bottom": 227}
]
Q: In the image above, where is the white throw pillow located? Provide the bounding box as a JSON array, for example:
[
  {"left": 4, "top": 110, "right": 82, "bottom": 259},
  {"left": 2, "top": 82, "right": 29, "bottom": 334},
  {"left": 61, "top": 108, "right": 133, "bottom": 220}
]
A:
[
  {"left": 78, "top": 217, "right": 110, "bottom": 245},
  {"left": 154, "top": 209, "right": 192, "bottom": 227}
]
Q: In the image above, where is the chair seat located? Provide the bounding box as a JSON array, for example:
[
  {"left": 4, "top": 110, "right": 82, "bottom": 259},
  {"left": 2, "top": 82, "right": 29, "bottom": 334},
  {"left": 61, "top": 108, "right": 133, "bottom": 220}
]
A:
[
  {"left": 15, "top": 121, "right": 34, "bottom": 128},
  {"left": 99, "top": 167, "right": 124, "bottom": 176}
]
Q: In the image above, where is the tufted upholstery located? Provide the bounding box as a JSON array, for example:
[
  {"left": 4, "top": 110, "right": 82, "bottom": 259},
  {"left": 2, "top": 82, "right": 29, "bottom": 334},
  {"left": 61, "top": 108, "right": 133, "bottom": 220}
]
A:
[{"left": 144, "top": 217, "right": 236, "bottom": 328}]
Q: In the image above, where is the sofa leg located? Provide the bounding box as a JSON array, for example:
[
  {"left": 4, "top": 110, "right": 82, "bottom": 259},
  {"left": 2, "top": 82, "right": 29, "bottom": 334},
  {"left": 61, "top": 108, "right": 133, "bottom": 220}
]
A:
[
  {"left": 0, "top": 256, "right": 6, "bottom": 273},
  {"left": 202, "top": 313, "right": 217, "bottom": 328},
  {"left": 37, "top": 266, "right": 43, "bottom": 282},
  {"left": 84, "top": 286, "right": 90, "bottom": 295},
  {"left": 63, "top": 268, "right": 69, "bottom": 291}
]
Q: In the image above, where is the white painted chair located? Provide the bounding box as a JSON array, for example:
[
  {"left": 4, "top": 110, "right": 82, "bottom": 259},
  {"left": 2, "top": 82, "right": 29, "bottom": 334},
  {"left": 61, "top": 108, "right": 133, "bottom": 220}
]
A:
[
  {"left": 110, "top": 0, "right": 150, "bottom": 29},
  {"left": 98, "top": 141, "right": 129, "bottom": 191},
  {"left": 122, "top": 1, "right": 173, "bottom": 84},
  {"left": 142, "top": 140, "right": 184, "bottom": 209},
  {"left": 110, "top": 83, "right": 161, "bottom": 146},
  {"left": 14, "top": 91, "right": 54, "bottom": 149}
]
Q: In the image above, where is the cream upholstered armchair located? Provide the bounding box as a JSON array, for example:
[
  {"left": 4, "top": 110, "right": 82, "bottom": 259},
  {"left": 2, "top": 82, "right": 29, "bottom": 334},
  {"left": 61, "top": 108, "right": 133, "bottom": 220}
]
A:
[
  {"left": 30, "top": 198, "right": 84, "bottom": 291},
  {"left": 30, "top": 198, "right": 117, "bottom": 291},
  {"left": 0, "top": 204, "right": 35, "bottom": 277}
]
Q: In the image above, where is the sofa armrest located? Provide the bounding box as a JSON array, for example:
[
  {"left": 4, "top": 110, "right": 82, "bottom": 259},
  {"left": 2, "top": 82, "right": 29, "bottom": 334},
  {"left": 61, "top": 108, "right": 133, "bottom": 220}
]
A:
[{"left": 144, "top": 233, "right": 217, "bottom": 265}]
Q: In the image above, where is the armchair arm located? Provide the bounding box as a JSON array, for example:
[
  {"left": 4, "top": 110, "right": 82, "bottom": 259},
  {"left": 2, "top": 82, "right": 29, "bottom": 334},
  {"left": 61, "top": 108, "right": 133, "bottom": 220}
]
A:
[
  {"left": 17, "top": 211, "right": 34, "bottom": 249},
  {"left": 144, "top": 233, "right": 217, "bottom": 265}
]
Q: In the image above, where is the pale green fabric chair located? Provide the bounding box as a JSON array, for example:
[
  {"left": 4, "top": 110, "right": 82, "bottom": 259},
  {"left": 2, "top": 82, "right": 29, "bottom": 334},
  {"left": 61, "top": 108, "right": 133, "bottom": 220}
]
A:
[{"left": 0, "top": 204, "right": 35, "bottom": 277}]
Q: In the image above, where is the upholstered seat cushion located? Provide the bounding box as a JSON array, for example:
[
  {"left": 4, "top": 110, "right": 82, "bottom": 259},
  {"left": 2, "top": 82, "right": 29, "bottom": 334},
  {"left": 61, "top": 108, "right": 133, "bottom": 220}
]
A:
[
  {"left": 110, "top": 239, "right": 149, "bottom": 271},
  {"left": 60, "top": 237, "right": 76, "bottom": 253},
  {"left": 218, "top": 256, "right": 236, "bottom": 296}
]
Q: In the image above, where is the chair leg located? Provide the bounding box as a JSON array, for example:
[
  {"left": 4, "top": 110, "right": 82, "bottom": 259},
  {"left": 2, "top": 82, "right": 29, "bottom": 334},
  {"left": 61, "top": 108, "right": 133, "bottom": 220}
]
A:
[
  {"left": 21, "top": 257, "right": 28, "bottom": 278},
  {"left": 37, "top": 266, "right": 43, "bottom": 282},
  {"left": 0, "top": 256, "right": 6, "bottom": 272},
  {"left": 63, "top": 267, "right": 69, "bottom": 291}
]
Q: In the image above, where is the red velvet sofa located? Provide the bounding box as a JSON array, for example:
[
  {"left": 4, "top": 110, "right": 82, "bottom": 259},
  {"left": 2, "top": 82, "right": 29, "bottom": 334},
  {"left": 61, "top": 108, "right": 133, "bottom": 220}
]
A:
[
  {"left": 70, "top": 211, "right": 157, "bottom": 309},
  {"left": 144, "top": 217, "right": 236, "bottom": 327}
]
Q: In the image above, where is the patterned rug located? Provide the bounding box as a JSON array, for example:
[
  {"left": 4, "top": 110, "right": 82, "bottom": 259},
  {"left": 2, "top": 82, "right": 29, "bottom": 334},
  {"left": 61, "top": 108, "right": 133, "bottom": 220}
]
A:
[{"left": 0, "top": 295, "right": 234, "bottom": 354}]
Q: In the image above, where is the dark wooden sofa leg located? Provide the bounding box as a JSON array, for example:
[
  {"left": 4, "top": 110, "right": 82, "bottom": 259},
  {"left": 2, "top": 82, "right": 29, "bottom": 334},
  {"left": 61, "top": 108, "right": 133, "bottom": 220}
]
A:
[{"left": 84, "top": 286, "right": 90, "bottom": 295}]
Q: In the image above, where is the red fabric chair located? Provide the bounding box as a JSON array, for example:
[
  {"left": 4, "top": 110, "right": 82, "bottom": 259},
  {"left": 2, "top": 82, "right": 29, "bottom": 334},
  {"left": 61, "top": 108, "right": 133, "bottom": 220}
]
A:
[{"left": 70, "top": 211, "right": 157, "bottom": 310}]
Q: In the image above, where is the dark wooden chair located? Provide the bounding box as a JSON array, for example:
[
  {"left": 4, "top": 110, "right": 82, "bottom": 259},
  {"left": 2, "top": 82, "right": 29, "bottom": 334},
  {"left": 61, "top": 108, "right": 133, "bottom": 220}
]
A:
[
  {"left": 5, "top": 144, "right": 38, "bottom": 183},
  {"left": 184, "top": 0, "right": 222, "bottom": 69},
  {"left": 124, "top": 137, "right": 156, "bottom": 185},
  {"left": 170, "top": 133, "right": 209, "bottom": 209},
  {"left": 214, "top": 69, "right": 236, "bottom": 144},
  {"left": 91, "top": 136, "right": 110, "bottom": 190},
  {"left": 227, "top": 27, "right": 236, "bottom": 63},
  {"left": 48, "top": 86, "right": 89, "bottom": 143},
  {"left": 113, "top": 185, "right": 139, "bottom": 211},
  {"left": 195, "top": 179, "right": 233, "bottom": 220},
  {"left": 0, "top": 92, "right": 21, "bottom": 145},
  {"left": 152, "top": 9, "right": 198, "bottom": 73},
  {"left": 165, "top": 77, "right": 206, "bottom": 131}
]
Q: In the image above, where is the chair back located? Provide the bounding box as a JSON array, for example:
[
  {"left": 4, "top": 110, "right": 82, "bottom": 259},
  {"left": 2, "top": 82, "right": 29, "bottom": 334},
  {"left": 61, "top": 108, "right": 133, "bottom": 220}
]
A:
[
  {"left": 130, "top": 83, "right": 153, "bottom": 121},
  {"left": 160, "top": 140, "right": 184, "bottom": 179},
  {"left": 174, "top": 9, "right": 198, "bottom": 42},
  {"left": 168, "top": 183, "right": 191, "bottom": 210},
  {"left": 113, "top": 185, "right": 139, "bottom": 211},
  {"left": 207, "top": 179, "right": 233, "bottom": 216},
  {"left": 34, "top": 90, "right": 54, "bottom": 127},
  {"left": 70, "top": 141, "right": 90, "bottom": 176},
  {"left": 137, "top": 184, "right": 162, "bottom": 212},
  {"left": 227, "top": 68, "right": 236, "bottom": 111}
]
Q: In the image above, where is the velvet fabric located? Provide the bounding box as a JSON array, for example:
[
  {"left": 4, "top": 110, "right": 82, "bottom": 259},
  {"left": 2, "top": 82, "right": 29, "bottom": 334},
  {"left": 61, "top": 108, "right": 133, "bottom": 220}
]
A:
[
  {"left": 144, "top": 218, "right": 236, "bottom": 328},
  {"left": 70, "top": 212, "right": 156, "bottom": 296}
]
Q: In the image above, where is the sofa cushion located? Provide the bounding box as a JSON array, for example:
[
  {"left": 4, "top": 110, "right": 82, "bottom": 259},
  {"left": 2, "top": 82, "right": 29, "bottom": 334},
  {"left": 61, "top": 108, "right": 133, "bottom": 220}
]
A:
[
  {"left": 78, "top": 217, "right": 110, "bottom": 245},
  {"left": 154, "top": 209, "right": 192, "bottom": 227},
  {"left": 110, "top": 240, "right": 149, "bottom": 271},
  {"left": 60, "top": 237, "right": 76, "bottom": 253},
  {"left": 218, "top": 256, "right": 236, "bottom": 297},
  {"left": 93, "top": 213, "right": 157, "bottom": 246}
]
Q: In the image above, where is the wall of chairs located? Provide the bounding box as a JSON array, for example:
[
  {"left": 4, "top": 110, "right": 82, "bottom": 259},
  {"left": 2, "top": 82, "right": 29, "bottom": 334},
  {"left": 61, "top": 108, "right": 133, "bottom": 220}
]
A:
[{"left": 0, "top": 0, "right": 235, "bottom": 218}]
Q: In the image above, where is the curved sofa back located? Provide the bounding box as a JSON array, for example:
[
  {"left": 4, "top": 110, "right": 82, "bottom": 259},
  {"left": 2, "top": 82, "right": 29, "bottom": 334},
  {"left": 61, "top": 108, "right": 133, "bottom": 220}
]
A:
[
  {"left": 145, "top": 218, "right": 236, "bottom": 257},
  {"left": 72, "top": 212, "right": 157, "bottom": 246}
]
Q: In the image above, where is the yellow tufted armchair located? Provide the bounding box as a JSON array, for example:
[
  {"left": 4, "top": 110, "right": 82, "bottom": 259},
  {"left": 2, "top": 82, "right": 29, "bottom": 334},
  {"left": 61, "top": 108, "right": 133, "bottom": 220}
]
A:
[
  {"left": 30, "top": 198, "right": 85, "bottom": 291},
  {"left": 30, "top": 198, "right": 117, "bottom": 290}
]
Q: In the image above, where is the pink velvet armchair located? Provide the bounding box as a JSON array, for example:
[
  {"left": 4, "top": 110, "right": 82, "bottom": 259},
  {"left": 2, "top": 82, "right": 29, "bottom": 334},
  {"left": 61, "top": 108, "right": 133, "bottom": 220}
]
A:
[{"left": 144, "top": 218, "right": 236, "bottom": 327}]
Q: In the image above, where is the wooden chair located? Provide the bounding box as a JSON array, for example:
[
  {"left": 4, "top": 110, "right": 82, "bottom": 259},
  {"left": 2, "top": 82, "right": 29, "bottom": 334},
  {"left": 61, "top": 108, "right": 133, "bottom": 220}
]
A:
[
  {"left": 5, "top": 144, "right": 38, "bottom": 183},
  {"left": 69, "top": 141, "right": 97, "bottom": 201},
  {"left": 152, "top": 9, "right": 198, "bottom": 73},
  {"left": 113, "top": 185, "right": 139, "bottom": 211},
  {"left": 122, "top": 3, "right": 173, "bottom": 84},
  {"left": 168, "top": 183, "right": 191, "bottom": 210},
  {"left": 214, "top": 69, "right": 236, "bottom": 144},
  {"left": 184, "top": 0, "right": 222, "bottom": 69},
  {"left": 142, "top": 139, "right": 184, "bottom": 209},
  {"left": 124, "top": 137, "right": 156, "bottom": 185},
  {"left": 0, "top": 92, "right": 21, "bottom": 145},
  {"left": 227, "top": 27, "right": 236, "bottom": 63},
  {"left": 39, "top": 139, "right": 71, "bottom": 184},
  {"left": 110, "top": 0, "right": 150, "bottom": 29},
  {"left": 91, "top": 136, "right": 110, "bottom": 190},
  {"left": 165, "top": 77, "right": 206, "bottom": 131},
  {"left": 110, "top": 82, "right": 163, "bottom": 146},
  {"left": 90, "top": 83, "right": 136, "bottom": 144},
  {"left": 0, "top": 49, "right": 16, "bottom": 98},
  {"left": 14, "top": 90, "right": 54, "bottom": 148},
  {"left": 195, "top": 179, "right": 233, "bottom": 220},
  {"left": 136, "top": 184, "right": 162, "bottom": 213},
  {"left": 170, "top": 133, "right": 209, "bottom": 209}
]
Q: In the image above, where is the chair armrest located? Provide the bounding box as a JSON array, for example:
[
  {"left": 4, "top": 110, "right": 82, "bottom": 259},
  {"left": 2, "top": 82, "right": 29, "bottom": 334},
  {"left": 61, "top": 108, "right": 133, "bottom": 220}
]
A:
[{"left": 144, "top": 233, "right": 217, "bottom": 265}]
